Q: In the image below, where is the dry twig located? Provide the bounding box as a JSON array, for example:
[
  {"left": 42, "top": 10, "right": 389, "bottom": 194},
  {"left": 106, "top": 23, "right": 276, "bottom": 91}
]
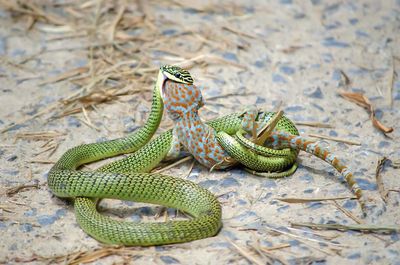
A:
[
  {"left": 15, "top": 131, "right": 65, "bottom": 141},
  {"left": 6, "top": 182, "right": 40, "bottom": 196},
  {"left": 295, "top": 121, "right": 334, "bottom": 128},
  {"left": 152, "top": 156, "right": 193, "bottom": 174},
  {"left": 291, "top": 222, "right": 400, "bottom": 233},
  {"left": 275, "top": 196, "right": 356, "bottom": 203},
  {"left": 225, "top": 238, "right": 265, "bottom": 265},
  {"left": 375, "top": 157, "right": 389, "bottom": 203},
  {"left": 308, "top": 133, "right": 361, "bottom": 146}
]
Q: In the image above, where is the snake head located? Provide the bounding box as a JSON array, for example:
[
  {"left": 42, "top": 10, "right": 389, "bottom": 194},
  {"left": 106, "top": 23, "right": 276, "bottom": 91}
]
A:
[{"left": 160, "top": 65, "right": 194, "bottom": 85}]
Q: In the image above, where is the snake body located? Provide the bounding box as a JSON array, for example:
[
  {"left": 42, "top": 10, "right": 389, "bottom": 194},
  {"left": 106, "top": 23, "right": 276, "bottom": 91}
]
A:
[
  {"left": 49, "top": 65, "right": 365, "bottom": 246},
  {"left": 49, "top": 66, "right": 298, "bottom": 245}
]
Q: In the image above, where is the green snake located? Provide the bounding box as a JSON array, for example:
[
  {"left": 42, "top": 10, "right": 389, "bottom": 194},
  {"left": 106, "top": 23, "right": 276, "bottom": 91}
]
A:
[{"left": 48, "top": 65, "right": 364, "bottom": 246}]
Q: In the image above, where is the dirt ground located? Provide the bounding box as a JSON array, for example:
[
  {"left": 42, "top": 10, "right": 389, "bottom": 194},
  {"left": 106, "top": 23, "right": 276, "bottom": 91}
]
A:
[{"left": 1, "top": 0, "right": 400, "bottom": 264}]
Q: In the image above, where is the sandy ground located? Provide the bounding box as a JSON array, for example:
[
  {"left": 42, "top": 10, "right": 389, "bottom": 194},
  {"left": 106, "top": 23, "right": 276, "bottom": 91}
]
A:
[{"left": 0, "top": 0, "right": 400, "bottom": 264}]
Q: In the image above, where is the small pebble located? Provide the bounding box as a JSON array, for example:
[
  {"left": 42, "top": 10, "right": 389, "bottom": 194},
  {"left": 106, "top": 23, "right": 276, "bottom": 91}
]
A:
[{"left": 160, "top": 255, "right": 180, "bottom": 264}]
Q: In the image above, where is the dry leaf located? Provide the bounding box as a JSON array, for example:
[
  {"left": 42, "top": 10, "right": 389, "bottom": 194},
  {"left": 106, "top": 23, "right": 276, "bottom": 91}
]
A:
[
  {"left": 338, "top": 90, "right": 370, "bottom": 108},
  {"left": 371, "top": 114, "right": 394, "bottom": 134},
  {"left": 338, "top": 90, "right": 393, "bottom": 134}
]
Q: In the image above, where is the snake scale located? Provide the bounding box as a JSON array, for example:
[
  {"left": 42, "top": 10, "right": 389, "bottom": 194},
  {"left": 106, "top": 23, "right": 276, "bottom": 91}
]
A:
[{"left": 48, "top": 65, "right": 365, "bottom": 246}]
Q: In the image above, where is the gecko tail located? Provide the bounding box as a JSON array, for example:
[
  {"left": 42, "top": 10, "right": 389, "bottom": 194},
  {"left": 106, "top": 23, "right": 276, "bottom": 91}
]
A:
[{"left": 271, "top": 131, "right": 366, "bottom": 213}]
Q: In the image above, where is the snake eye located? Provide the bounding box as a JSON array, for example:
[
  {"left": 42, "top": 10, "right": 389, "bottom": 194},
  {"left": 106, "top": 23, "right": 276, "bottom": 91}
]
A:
[{"left": 174, "top": 72, "right": 181, "bottom": 79}]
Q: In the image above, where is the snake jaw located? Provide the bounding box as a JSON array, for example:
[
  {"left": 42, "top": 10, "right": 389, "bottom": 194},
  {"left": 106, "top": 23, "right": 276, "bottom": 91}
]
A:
[{"left": 157, "top": 70, "right": 168, "bottom": 101}]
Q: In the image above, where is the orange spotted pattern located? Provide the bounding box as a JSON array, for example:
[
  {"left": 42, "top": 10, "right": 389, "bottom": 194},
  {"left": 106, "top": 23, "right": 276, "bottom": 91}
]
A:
[{"left": 163, "top": 80, "right": 229, "bottom": 168}]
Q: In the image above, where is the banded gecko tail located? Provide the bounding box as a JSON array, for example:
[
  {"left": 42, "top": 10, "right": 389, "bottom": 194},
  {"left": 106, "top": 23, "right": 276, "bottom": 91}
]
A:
[{"left": 269, "top": 131, "right": 367, "bottom": 214}]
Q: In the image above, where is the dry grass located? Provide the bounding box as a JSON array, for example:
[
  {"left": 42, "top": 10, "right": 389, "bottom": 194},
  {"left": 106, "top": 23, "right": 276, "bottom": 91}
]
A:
[
  {"left": 0, "top": 1, "right": 255, "bottom": 263},
  {"left": 0, "top": 0, "right": 249, "bottom": 134}
]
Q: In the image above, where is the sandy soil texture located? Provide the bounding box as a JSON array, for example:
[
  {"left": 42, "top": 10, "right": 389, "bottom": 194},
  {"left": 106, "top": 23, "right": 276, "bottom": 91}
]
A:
[{"left": 0, "top": 1, "right": 399, "bottom": 264}]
